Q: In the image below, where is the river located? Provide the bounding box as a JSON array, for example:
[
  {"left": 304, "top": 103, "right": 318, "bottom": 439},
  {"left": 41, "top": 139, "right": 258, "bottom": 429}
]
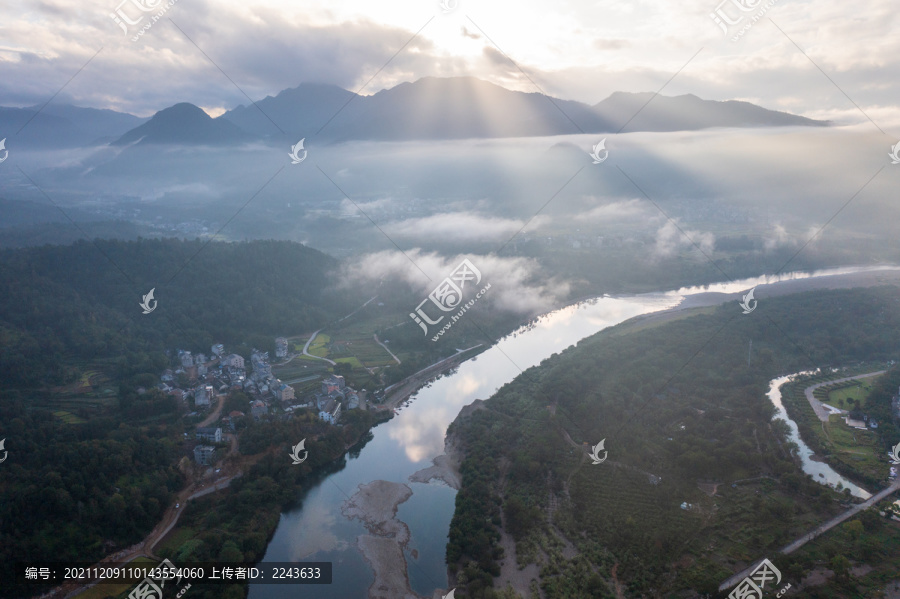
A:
[
  {"left": 248, "top": 265, "right": 899, "bottom": 599},
  {"left": 767, "top": 373, "right": 871, "bottom": 499}
]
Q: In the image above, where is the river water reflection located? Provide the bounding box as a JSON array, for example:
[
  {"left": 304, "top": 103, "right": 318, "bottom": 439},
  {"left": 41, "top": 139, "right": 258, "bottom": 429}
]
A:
[
  {"left": 767, "top": 373, "right": 871, "bottom": 499},
  {"left": 249, "top": 266, "right": 896, "bottom": 598}
]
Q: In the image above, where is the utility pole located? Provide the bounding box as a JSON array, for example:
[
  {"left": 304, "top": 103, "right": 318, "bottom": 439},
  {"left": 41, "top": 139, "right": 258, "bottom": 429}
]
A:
[{"left": 748, "top": 339, "right": 753, "bottom": 368}]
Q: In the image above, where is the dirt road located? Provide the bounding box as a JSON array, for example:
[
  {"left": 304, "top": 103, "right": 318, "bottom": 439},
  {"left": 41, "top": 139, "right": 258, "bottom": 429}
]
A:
[{"left": 198, "top": 393, "right": 224, "bottom": 428}]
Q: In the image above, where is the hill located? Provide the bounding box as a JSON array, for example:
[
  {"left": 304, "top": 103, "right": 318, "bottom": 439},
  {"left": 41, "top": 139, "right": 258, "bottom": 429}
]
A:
[
  {"left": 0, "top": 104, "right": 145, "bottom": 147},
  {"left": 112, "top": 103, "right": 249, "bottom": 146},
  {"left": 446, "top": 286, "right": 900, "bottom": 598},
  {"left": 0, "top": 238, "right": 353, "bottom": 387}
]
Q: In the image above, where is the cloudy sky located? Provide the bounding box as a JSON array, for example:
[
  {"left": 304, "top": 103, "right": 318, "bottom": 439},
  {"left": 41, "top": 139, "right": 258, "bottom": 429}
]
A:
[{"left": 1, "top": 0, "right": 898, "bottom": 135}]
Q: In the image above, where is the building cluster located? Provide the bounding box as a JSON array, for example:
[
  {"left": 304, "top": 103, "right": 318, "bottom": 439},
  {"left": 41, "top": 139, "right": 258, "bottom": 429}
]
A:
[
  {"left": 153, "top": 338, "right": 375, "bottom": 464},
  {"left": 313, "top": 374, "right": 362, "bottom": 425},
  {"left": 154, "top": 340, "right": 298, "bottom": 464},
  {"left": 164, "top": 344, "right": 295, "bottom": 411}
]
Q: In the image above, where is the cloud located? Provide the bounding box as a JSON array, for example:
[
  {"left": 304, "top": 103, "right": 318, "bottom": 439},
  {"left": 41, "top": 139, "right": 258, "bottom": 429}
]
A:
[
  {"left": 342, "top": 250, "right": 570, "bottom": 314},
  {"left": 461, "top": 26, "right": 480, "bottom": 40},
  {"left": 763, "top": 223, "right": 795, "bottom": 251},
  {"left": 383, "top": 212, "right": 544, "bottom": 243},
  {"left": 3, "top": 0, "right": 900, "bottom": 127},
  {"left": 653, "top": 220, "right": 715, "bottom": 258},
  {"left": 577, "top": 199, "right": 651, "bottom": 223}
]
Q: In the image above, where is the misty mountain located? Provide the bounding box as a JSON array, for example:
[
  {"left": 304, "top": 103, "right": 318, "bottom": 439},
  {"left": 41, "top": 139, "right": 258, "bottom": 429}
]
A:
[
  {"left": 0, "top": 104, "right": 145, "bottom": 148},
  {"left": 222, "top": 82, "right": 358, "bottom": 139},
  {"left": 219, "top": 76, "right": 827, "bottom": 142},
  {"left": 112, "top": 102, "right": 249, "bottom": 146},
  {"left": 593, "top": 91, "right": 827, "bottom": 131}
]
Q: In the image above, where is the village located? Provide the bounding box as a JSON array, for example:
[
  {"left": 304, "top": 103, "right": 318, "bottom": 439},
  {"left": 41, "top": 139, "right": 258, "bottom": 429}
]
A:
[{"left": 151, "top": 338, "right": 379, "bottom": 466}]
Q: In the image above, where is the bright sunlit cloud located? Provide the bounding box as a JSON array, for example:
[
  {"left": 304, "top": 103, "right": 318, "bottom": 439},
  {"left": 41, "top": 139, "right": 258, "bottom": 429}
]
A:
[{"left": 0, "top": 0, "right": 896, "bottom": 129}]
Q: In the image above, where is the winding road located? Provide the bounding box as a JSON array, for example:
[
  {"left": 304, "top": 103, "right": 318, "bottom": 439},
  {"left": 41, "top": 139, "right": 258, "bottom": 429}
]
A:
[
  {"left": 803, "top": 371, "right": 885, "bottom": 422},
  {"left": 301, "top": 329, "right": 337, "bottom": 366}
]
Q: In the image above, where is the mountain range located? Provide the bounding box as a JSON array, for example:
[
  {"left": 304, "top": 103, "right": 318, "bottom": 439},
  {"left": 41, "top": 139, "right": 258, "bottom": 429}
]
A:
[{"left": 0, "top": 76, "right": 828, "bottom": 149}]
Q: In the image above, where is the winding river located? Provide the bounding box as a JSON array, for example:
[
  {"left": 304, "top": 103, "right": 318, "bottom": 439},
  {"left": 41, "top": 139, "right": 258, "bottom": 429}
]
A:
[
  {"left": 248, "top": 266, "right": 899, "bottom": 599},
  {"left": 767, "top": 373, "right": 871, "bottom": 499}
]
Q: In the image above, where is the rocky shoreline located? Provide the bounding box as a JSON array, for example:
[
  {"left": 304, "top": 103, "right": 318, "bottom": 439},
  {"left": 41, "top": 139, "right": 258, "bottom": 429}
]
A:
[{"left": 342, "top": 480, "right": 419, "bottom": 599}]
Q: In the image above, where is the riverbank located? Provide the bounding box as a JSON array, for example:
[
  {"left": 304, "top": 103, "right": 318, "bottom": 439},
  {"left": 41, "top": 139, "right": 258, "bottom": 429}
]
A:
[
  {"left": 381, "top": 345, "right": 483, "bottom": 411},
  {"left": 409, "top": 436, "right": 464, "bottom": 490},
  {"left": 342, "top": 480, "right": 418, "bottom": 599},
  {"left": 615, "top": 266, "right": 900, "bottom": 336}
]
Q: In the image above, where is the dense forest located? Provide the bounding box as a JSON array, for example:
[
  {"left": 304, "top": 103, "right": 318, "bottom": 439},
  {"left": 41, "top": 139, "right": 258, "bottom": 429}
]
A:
[
  {"left": 0, "top": 238, "right": 353, "bottom": 386},
  {"left": 447, "top": 286, "right": 900, "bottom": 598},
  {"left": 0, "top": 394, "right": 186, "bottom": 596}
]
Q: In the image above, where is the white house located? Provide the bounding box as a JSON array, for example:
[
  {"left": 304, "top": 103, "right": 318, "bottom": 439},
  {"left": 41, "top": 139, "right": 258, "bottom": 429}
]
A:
[
  {"left": 223, "top": 354, "right": 245, "bottom": 369},
  {"left": 319, "top": 399, "right": 341, "bottom": 425},
  {"left": 195, "top": 427, "right": 222, "bottom": 443}
]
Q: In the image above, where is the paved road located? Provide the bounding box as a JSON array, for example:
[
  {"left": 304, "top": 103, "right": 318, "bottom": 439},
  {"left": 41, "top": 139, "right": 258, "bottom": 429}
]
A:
[
  {"left": 301, "top": 329, "right": 337, "bottom": 365},
  {"left": 779, "top": 478, "right": 900, "bottom": 554},
  {"left": 373, "top": 334, "right": 401, "bottom": 364},
  {"left": 719, "top": 478, "right": 900, "bottom": 591},
  {"left": 804, "top": 371, "right": 885, "bottom": 422}
]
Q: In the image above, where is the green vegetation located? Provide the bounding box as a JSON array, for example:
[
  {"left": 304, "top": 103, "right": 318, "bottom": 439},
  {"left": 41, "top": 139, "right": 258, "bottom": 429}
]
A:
[
  {"left": 780, "top": 368, "right": 900, "bottom": 488},
  {"left": 0, "top": 238, "right": 354, "bottom": 388},
  {"left": 447, "top": 286, "right": 900, "bottom": 598},
  {"left": 144, "top": 409, "right": 389, "bottom": 599},
  {"left": 0, "top": 396, "right": 185, "bottom": 598},
  {"left": 306, "top": 333, "right": 331, "bottom": 357},
  {"left": 73, "top": 557, "right": 159, "bottom": 599},
  {"left": 778, "top": 508, "right": 900, "bottom": 597}
]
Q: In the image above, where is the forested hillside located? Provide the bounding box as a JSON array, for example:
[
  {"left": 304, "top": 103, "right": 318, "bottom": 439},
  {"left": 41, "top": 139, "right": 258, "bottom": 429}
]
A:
[
  {"left": 0, "top": 238, "right": 352, "bottom": 386},
  {"left": 447, "top": 286, "right": 900, "bottom": 598}
]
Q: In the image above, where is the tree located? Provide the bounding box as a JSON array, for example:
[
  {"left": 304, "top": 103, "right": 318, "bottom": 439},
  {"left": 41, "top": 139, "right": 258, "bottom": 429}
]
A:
[
  {"left": 217, "top": 540, "right": 244, "bottom": 563},
  {"left": 830, "top": 554, "right": 850, "bottom": 581},
  {"left": 842, "top": 519, "right": 863, "bottom": 542}
]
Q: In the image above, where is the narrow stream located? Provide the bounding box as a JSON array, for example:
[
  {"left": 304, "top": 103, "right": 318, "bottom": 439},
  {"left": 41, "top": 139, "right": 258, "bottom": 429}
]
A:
[{"left": 767, "top": 373, "right": 871, "bottom": 499}]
